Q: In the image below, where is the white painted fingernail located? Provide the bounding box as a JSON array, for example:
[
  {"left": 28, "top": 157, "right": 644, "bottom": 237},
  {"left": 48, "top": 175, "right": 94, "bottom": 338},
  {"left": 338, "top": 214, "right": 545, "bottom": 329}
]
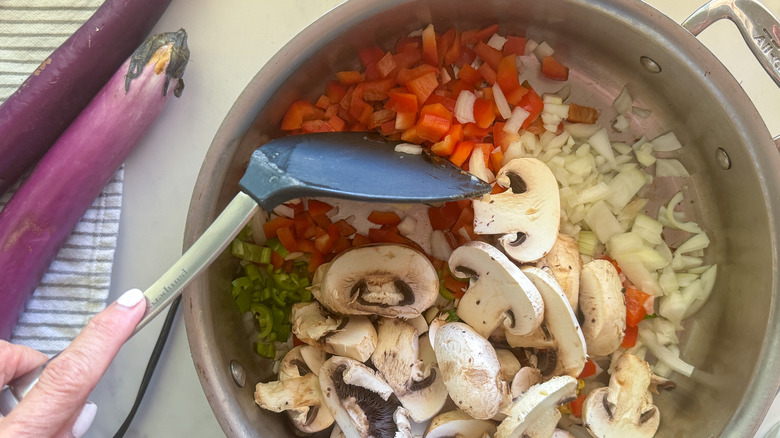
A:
[
  {"left": 72, "top": 401, "right": 97, "bottom": 438},
  {"left": 116, "top": 288, "right": 145, "bottom": 308}
]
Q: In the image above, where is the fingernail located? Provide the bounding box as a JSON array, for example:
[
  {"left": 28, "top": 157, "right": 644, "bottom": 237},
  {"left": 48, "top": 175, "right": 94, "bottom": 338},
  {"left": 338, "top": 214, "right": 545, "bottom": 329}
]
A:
[
  {"left": 72, "top": 401, "right": 97, "bottom": 438},
  {"left": 116, "top": 288, "right": 145, "bottom": 308}
]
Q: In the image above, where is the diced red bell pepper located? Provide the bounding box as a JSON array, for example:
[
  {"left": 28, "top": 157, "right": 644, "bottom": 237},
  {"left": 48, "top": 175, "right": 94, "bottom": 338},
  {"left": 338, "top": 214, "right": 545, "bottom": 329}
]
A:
[
  {"left": 496, "top": 54, "right": 520, "bottom": 93},
  {"left": 333, "top": 219, "right": 357, "bottom": 237},
  {"left": 270, "top": 251, "right": 285, "bottom": 270},
  {"left": 542, "top": 55, "right": 569, "bottom": 81},
  {"left": 415, "top": 103, "right": 452, "bottom": 143},
  {"left": 461, "top": 24, "right": 499, "bottom": 45},
  {"left": 376, "top": 51, "right": 398, "bottom": 77},
  {"left": 621, "top": 324, "right": 639, "bottom": 348},
  {"left": 578, "top": 359, "right": 597, "bottom": 379},
  {"left": 325, "top": 81, "right": 349, "bottom": 103},
  {"left": 570, "top": 394, "right": 587, "bottom": 418},
  {"left": 263, "top": 216, "right": 294, "bottom": 239},
  {"left": 462, "top": 122, "right": 490, "bottom": 140},
  {"left": 455, "top": 46, "right": 477, "bottom": 67},
  {"left": 369, "top": 109, "right": 396, "bottom": 130},
  {"left": 367, "top": 210, "right": 402, "bottom": 225},
  {"left": 442, "top": 270, "right": 468, "bottom": 299},
  {"left": 307, "top": 199, "right": 333, "bottom": 216},
  {"left": 518, "top": 87, "right": 544, "bottom": 129},
  {"left": 315, "top": 94, "right": 330, "bottom": 110},
  {"left": 406, "top": 71, "right": 440, "bottom": 105},
  {"left": 457, "top": 64, "right": 482, "bottom": 86},
  {"left": 327, "top": 115, "right": 346, "bottom": 131},
  {"left": 393, "top": 46, "right": 422, "bottom": 69},
  {"left": 424, "top": 94, "right": 457, "bottom": 113},
  {"left": 492, "top": 122, "right": 520, "bottom": 151},
  {"left": 360, "top": 78, "right": 394, "bottom": 101},
  {"left": 349, "top": 98, "right": 374, "bottom": 126},
  {"left": 473, "top": 98, "right": 496, "bottom": 129},
  {"left": 386, "top": 90, "right": 419, "bottom": 114},
  {"left": 276, "top": 226, "right": 298, "bottom": 252},
  {"left": 504, "top": 85, "right": 529, "bottom": 106},
  {"left": 336, "top": 70, "right": 364, "bottom": 85},
  {"left": 477, "top": 63, "right": 496, "bottom": 85},
  {"left": 359, "top": 45, "right": 385, "bottom": 67},
  {"left": 439, "top": 28, "right": 460, "bottom": 65},
  {"left": 301, "top": 119, "right": 335, "bottom": 133},
  {"left": 280, "top": 100, "right": 325, "bottom": 131},
  {"left": 421, "top": 24, "right": 439, "bottom": 66},
  {"left": 475, "top": 41, "right": 503, "bottom": 70},
  {"left": 428, "top": 201, "right": 461, "bottom": 231},
  {"left": 396, "top": 64, "right": 438, "bottom": 85},
  {"left": 431, "top": 123, "right": 463, "bottom": 156},
  {"left": 625, "top": 286, "right": 652, "bottom": 327},
  {"left": 489, "top": 147, "right": 503, "bottom": 171},
  {"left": 308, "top": 250, "right": 325, "bottom": 272},
  {"left": 449, "top": 141, "right": 475, "bottom": 167},
  {"left": 352, "top": 233, "right": 372, "bottom": 247},
  {"left": 503, "top": 35, "right": 527, "bottom": 56}
]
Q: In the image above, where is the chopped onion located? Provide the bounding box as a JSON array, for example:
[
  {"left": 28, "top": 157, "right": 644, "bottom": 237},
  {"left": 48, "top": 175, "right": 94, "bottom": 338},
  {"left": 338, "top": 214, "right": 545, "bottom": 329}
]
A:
[
  {"left": 612, "top": 141, "right": 633, "bottom": 155},
  {"left": 606, "top": 166, "right": 647, "bottom": 212},
  {"left": 468, "top": 147, "right": 493, "bottom": 183},
  {"left": 524, "top": 39, "right": 539, "bottom": 55},
  {"left": 634, "top": 142, "right": 656, "bottom": 167},
  {"left": 683, "top": 265, "right": 717, "bottom": 318},
  {"left": 397, "top": 215, "right": 418, "bottom": 236},
  {"left": 651, "top": 131, "right": 684, "bottom": 152},
  {"left": 632, "top": 106, "right": 652, "bottom": 119},
  {"left": 659, "top": 265, "right": 679, "bottom": 295},
  {"left": 272, "top": 203, "right": 296, "bottom": 219},
  {"left": 578, "top": 230, "right": 598, "bottom": 256},
  {"left": 395, "top": 143, "right": 423, "bottom": 155},
  {"left": 675, "top": 232, "right": 711, "bottom": 256},
  {"left": 632, "top": 214, "right": 664, "bottom": 245},
  {"left": 503, "top": 107, "right": 531, "bottom": 134},
  {"left": 615, "top": 256, "right": 662, "bottom": 295},
  {"left": 533, "top": 41, "right": 554, "bottom": 59},
  {"left": 588, "top": 128, "right": 616, "bottom": 169},
  {"left": 655, "top": 158, "right": 689, "bottom": 177},
  {"left": 502, "top": 140, "right": 525, "bottom": 164},
  {"left": 572, "top": 181, "right": 611, "bottom": 206},
  {"left": 612, "top": 86, "right": 633, "bottom": 115},
  {"left": 638, "top": 327, "right": 695, "bottom": 377},
  {"left": 585, "top": 201, "right": 624, "bottom": 243},
  {"left": 612, "top": 114, "right": 629, "bottom": 132},
  {"left": 492, "top": 82, "right": 512, "bottom": 119},
  {"left": 487, "top": 33, "right": 507, "bottom": 50},
  {"left": 564, "top": 123, "right": 601, "bottom": 139},
  {"left": 664, "top": 191, "right": 703, "bottom": 233},
  {"left": 454, "top": 90, "right": 477, "bottom": 124},
  {"left": 430, "top": 230, "right": 453, "bottom": 260},
  {"left": 543, "top": 94, "right": 564, "bottom": 104}
]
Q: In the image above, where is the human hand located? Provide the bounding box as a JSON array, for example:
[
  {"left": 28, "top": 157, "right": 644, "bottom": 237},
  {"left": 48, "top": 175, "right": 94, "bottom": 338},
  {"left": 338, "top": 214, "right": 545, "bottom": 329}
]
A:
[{"left": 0, "top": 289, "right": 147, "bottom": 437}]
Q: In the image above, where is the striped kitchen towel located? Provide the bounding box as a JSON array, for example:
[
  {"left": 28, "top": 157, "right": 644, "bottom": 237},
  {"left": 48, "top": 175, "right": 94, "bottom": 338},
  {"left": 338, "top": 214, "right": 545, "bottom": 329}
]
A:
[{"left": 0, "top": 0, "right": 119, "bottom": 356}]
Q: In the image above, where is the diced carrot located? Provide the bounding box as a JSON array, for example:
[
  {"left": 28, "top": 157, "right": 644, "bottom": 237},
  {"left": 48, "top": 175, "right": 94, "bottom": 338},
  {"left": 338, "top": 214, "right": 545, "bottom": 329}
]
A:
[
  {"left": 473, "top": 98, "right": 495, "bottom": 129},
  {"left": 406, "top": 71, "right": 440, "bottom": 105},
  {"left": 336, "top": 70, "right": 364, "bottom": 85},
  {"left": 276, "top": 226, "right": 298, "bottom": 252},
  {"left": 262, "top": 217, "right": 294, "bottom": 239},
  {"left": 280, "top": 100, "right": 325, "bottom": 131},
  {"left": 496, "top": 54, "right": 520, "bottom": 93},
  {"left": 421, "top": 24, "right": 438, "bottom": 66},
  {"left": 475, "top": 41, "right": 503, "bottom": 70},
  {"left": 449, "top": 141, "right": 474, "bottom": 167},
  {"left": 368, "top": 210, "right": 402, "bottom": 225},
  {"left": 542, "top": 55, "right": 569, "bottom": 81},
  {"left": 307, "top": 199, "right": 333, "bottom": 216},
  {"left": 503, "top": 35, "right": 527, "bottom": 56},
  {"left": 376, "top": 51, "right": 397, "bottom": 77}
]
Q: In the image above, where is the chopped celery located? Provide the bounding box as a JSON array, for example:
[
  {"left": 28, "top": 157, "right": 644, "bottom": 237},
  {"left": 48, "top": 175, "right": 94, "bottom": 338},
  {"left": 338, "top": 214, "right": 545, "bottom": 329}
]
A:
[{"left": 578, "top": 230, "right": 597, "bottom": 256}]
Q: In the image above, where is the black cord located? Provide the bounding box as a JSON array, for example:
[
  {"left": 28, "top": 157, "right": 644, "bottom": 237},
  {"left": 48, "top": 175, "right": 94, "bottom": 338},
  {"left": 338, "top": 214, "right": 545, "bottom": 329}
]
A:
[{"left": 113, "top": 295, "right": 182, "bottom": 438}]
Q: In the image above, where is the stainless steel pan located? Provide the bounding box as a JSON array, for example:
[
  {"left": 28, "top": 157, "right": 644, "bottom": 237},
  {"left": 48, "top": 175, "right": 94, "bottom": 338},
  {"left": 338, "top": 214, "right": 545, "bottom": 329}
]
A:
[{"left": 181, "top": 0, "right": 780, "bottom": 436}]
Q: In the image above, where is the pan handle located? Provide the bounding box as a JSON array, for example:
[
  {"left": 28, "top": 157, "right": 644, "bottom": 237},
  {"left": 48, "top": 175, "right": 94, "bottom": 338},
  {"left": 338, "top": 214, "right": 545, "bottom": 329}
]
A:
[{"left": 682, "top": 0, "right": 780, "bottom": 89}]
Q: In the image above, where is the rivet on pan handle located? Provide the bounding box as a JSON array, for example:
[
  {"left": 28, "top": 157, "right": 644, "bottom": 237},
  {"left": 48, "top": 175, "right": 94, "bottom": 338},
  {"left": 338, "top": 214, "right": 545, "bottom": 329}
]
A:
[{"left": 682, "top": 0, "right": 780, "bottom": 89}]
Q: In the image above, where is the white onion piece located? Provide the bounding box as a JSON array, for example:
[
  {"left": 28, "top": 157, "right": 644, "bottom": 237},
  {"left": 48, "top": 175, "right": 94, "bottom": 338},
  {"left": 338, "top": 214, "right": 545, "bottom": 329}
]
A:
[
  {"left": 395, "top": 143, "right": 423, "bottom": 155},
  {"left": 656, "top": 158, "right": 689, "bottom": 177},
  {"left": 534, "top": 41, "right": 554, "bottom": 59},
  {"left": 487, "top": 33, "right": 507, "bottom": 50},
  {"left": 585, "top": 201, "right": 624, "bottom": 243},
  {"left": 468, "top": 147, "right": 493, "bottom": 183},
  {"left": 397, "top": 215, "right": 418, "bottom": 236},
  {"left": 525, "top": 39, "right": 539, "bottom": 55},
  {"left": 543, "top": 94, "right": 563, "bottom": 104},
  {"left": 613, "top": 86, "right": 633, "bottom": 115},
  {"left": 683, "top": 265, "right": 717, "bottom": 318},
  {"left": 571, "top": 181, "right": 610, "bottom": 206},
  {"left": 272, "top": 203, "right": 296, "bottom": 219},
  {"left": 664, "top": 192, "right": 703, "bottom": 233},
  {"left": 612, "top": 141, "right": 633, "bottom": 155},
  {"left": 651, "top": 131, "right": 684, "bottom": 152},
  {"left": 564, "top": 123, "right": 601, "bottom": 139},
  {"left": 502, "top": 140, "right": 525, "bottom": 165},
  {"left": 492, "top": 82, "right": 512, "bottom": 119},
  {"left": 503, "top": 107, "right": 531, "bottom": 134},
  {"left": 632, "top": 106, "right": 652, "bottom": 118},
  {"left": 612, "top": 114, "right": 629, "bottom": 132},
  {"left": 632, "top": 214, "right": 664, "bottom": 245},
  {"left": 674, "top": 232, "right": 711, "bottom": 256},
  {"left": 638, "top": 326, "right": 695, "bottom": 377},
  {"left": 634, "top": 142, "right": 656, "bottom": 167},
  {"left": 659, "top": 265, "right": 679, "bottom": 295},
  {"left": 588, "top": 128, "right": 616, "bottom": 169},
  {"left": 454, "top": 90, "right": 477, "bottom": 124},
  {"left": 429, "top": 230, "right": 453, "bottom": 260},
  {"left": 606, "top": 166, "right": 647, "bottom": 212}
]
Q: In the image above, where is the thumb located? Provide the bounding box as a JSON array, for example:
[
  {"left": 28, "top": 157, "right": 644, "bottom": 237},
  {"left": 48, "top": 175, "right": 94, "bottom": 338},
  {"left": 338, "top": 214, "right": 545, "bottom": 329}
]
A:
[{"left": 1, "top": 288, "right": 146, "bottom": 437}]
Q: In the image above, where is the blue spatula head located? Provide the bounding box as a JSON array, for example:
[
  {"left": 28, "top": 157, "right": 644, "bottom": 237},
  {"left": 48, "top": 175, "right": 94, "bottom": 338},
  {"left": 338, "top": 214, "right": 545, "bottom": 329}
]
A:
[{"left": 239, "top": 132, "right": 491, "bottom": 210}]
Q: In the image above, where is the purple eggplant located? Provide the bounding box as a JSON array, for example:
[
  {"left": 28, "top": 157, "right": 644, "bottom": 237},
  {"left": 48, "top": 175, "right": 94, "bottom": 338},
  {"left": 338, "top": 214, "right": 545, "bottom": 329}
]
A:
[
  {"left": 0, "top": 29, "right": 190, "bottom": 340},
  {"left": 0, "top": 0, "right": 173, "bottom": 196}
]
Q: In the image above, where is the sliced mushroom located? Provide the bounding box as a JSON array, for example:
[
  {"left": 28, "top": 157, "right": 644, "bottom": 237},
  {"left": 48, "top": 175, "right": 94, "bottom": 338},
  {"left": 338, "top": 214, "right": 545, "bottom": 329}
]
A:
[
  {"left": 495, "top": 349, "right": 522, "bottom": 383},
  {"left": 582, "top": 353, "right": 660, "bottom": 438},
  {"left": 510, "top": 367, "right": 543, "bottom": 399},
  {"left": 540, "top": 234, "right": 582, "bottom": 310},
  {"left": 449, "top": 241, "right": 545, "bottom": 339},
  {"left": 579, "top": 259, "right": 626, "bottom": 356},
  {"left": 473, "top": 158, "right": 561, "bottom": 263},
  {"left": 434, "top": 321, "right": 508, "bottom": 420},
  {"left": 312, "top": 244, "right": 439, "bottom": 318},
  {"left": 279, "top": 345, "right": 328, "bottom": 381},
  {"left": 523, "top": 408, "right": 561, "bottom": 438},
  {"left": 371, "top": 318, "right": 448, "bottom": 422},
  {"left": 291, "top": 301, "right": 377, "bottom": 362},
  {"left": 495, "top": 375, "right": 578, "bottom": 438},
  {"left": 254, "top": 372, "right": 333, "bottom": 434},
  {"left": 425, "top": 409, "right": 498, "bottom": 438},
  {"left": 319, "top": 356, "right": 403, "bottom": 438},
  {"left": 505, "top": 267, "right": 587, "bottom": 378}
]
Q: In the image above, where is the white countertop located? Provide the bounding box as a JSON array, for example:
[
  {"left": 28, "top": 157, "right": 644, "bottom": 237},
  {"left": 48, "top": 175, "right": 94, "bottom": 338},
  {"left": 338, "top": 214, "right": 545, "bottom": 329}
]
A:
[{"left": 86, "top": 0, "right": 780, "bottom": 437}]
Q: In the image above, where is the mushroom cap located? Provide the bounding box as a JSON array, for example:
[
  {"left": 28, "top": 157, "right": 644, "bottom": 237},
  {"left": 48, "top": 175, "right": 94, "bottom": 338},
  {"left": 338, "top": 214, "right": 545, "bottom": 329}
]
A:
[
  {"left": 319, "top": 356, "right": 401, "bottom": 438},
  {"left": 510, "top": 367, "right": 543, "bottom": 399},
  {"left": 450, "top": 241, "right": 545, "bottom": 339},
  {"left": 279, "top": 345, "right": 328, "bottom": 380},
  {"left": 473, "top": 158, "right": 561, "bottom": 263},
  {"left": 371, "top": 318, "right": 448, "bottom": 422},
  {"left": 507, "top": 267, "right": 587, "bottom": 378},
  {"left": 579, "top": 259, "right": 626, "bottom": 357},
  {"left": 291, "top": 301, "right": 377, "bottom": 362},
  {"left": 312, "top": 244, "right": 439, "bottom": 318},
  {"left": 540, "top": 233, "right": 582, "bottom": 311},
  {"left": 495, "top": 375, "right": 578, "bottom": 438},
  {"left": 582, "top": 353, "right": 659, "bottom": 438},
  {"left": 275, "top": 346, "right": 335, "bottom": 433},
  {"left": 425, "top": 409, "right": 498, "bottom": 438},
  {"left": 254, "top": 372, "right": 335, "bottom": 433},
  {"left": 434, "top": 322, "right": 506, "bottom": 420}
]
